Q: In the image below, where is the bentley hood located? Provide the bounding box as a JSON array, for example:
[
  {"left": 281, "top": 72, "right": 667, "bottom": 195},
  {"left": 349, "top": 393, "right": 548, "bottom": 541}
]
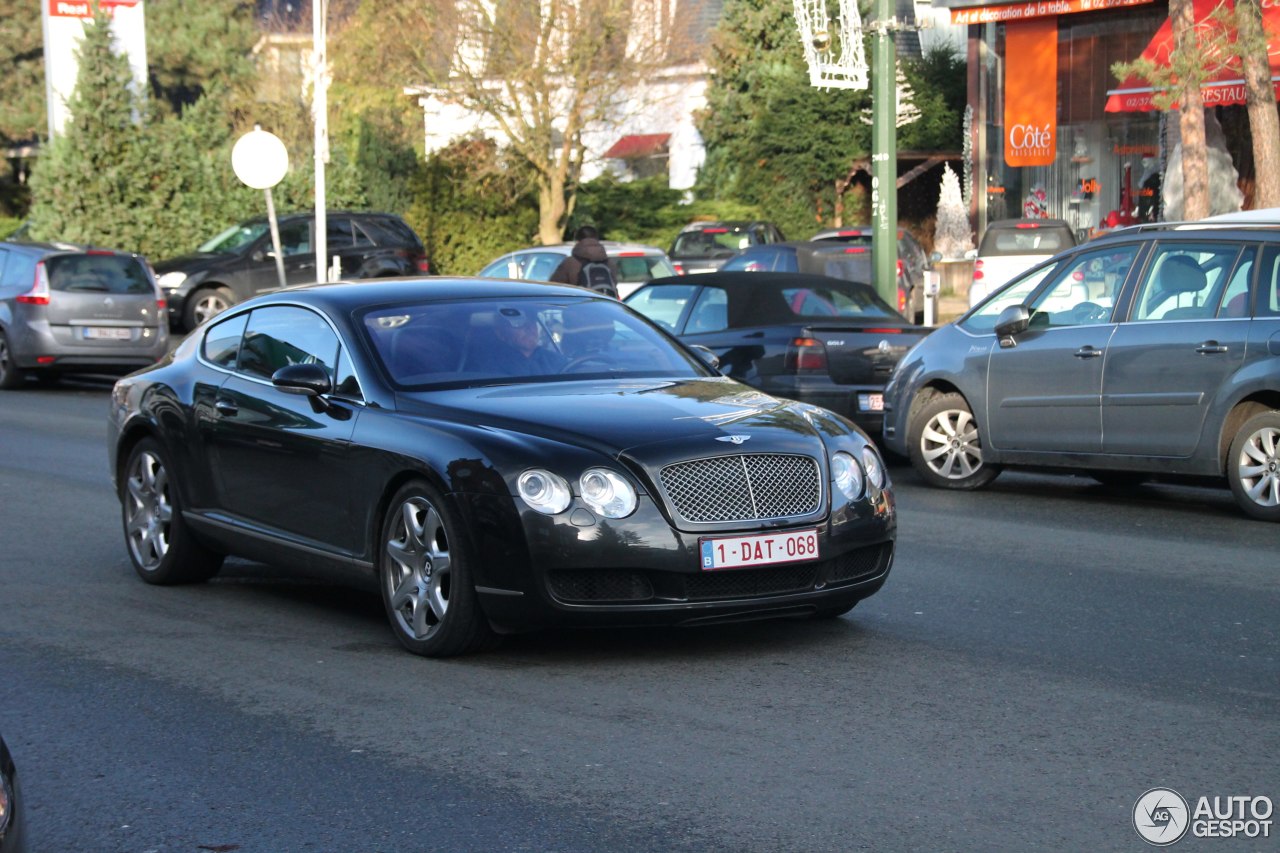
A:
[{"left": 396, "top": 376, "right": 861, "bottom": 458}]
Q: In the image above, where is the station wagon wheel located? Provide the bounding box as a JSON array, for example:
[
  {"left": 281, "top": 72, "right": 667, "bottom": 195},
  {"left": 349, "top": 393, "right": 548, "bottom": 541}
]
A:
[
  {"left": 0, "top": 330, "right": 25, "bottom": 390},
  {"left": 1226, "top": 411, "right": 1280, "bottom": 522},
  {"left": 121, "top": 438, "right": 224, "bottom": 584},
  {"left": 907, "top": 392, "right": 1001, "bottom": 490},
  {"left": 184, "top": 285, "right": 236, "bottom": 330},
  {"left": 379, "top": 481, "right": 498, "bottom": 656}
]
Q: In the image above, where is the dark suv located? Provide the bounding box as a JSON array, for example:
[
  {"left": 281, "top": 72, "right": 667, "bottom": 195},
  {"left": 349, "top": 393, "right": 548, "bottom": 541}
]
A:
[
  {"left": 155, "top": 211, "right": 428, "bottom": 330},
  {"left": 668, "top": 220, "right": 785, "bottom": 276},
  {"left": 882, "top": 219, "right": 1280, "bottom": 521}
]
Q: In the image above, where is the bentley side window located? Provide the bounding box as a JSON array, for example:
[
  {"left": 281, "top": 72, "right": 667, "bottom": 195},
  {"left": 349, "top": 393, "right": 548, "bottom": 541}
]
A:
[
  {"left": 237, "top": 306, "right": 340, "bottom": 382},
  {"left": 202, "top": 312, "right": 248, "bottom": 368}
]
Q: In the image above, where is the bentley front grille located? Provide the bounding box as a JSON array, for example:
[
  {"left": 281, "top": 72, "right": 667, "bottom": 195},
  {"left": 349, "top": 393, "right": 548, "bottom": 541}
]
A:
[{"left": 659, "top": 453, "right": 821, "bottom": 523}]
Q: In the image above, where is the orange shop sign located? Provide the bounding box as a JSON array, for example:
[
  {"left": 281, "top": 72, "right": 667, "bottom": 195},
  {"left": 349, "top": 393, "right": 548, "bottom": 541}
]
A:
[
  {"left": 1004, "top": 18, "right": 1057, "bottom": 167},
  {"left": 950, "top": 0, "right": 1152, "bottom": 24}
]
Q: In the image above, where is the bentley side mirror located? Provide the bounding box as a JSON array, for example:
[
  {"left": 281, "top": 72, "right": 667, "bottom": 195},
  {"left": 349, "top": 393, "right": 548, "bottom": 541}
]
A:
[
  {"left": 688, "top": 344, "right": 721, "bottom": 372},
  {"left": 272, "top": 362, "right": 334, "bottom": 397},
  {"left": 994, "top": 304, "right": 1031, "bottom": 346}
]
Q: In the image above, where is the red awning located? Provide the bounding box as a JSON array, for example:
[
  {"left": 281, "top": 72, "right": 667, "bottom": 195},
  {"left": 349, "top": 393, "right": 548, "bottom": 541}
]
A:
[
  {"left": 1106, "top": 0, "right": 1280, "bottom": 112},
  {"left": 603, "top": 133, "right": 671, "bottom": 160}
]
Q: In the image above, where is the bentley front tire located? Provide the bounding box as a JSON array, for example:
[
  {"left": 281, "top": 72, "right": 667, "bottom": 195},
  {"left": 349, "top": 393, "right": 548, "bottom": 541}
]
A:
[{"left": 379, "top": 480, "right": 499, "bottom": 656}]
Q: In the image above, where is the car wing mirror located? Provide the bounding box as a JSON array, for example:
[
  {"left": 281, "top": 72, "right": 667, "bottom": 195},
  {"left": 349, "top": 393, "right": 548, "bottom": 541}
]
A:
[
  {"left": 272, "top": 362, "right": 334, "bottom": 396},
  {"left": 688, "top": 344, "right": 721, "bottom": 372},
  {"left": 994, "top": 304, "right": 1031, "bottom": 345}
]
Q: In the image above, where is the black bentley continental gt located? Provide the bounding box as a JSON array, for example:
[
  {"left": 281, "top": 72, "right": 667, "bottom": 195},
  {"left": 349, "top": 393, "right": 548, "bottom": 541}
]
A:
[{"left": 108, "top": 278, "right": 896, "bottom": 656}]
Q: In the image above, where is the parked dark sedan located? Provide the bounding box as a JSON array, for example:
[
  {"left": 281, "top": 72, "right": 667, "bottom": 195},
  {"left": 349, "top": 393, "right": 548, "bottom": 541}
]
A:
[
  {"left": 154, "top": 211, "right": 429, "bottom": 331},
  {"left": 108, "top": 278, "right": 896, "bottom": 656},
  {"left": 0, "top": 732, "right": 25, "bottom": 853},
  {"left": 626, "top": 272, "right": 930, "bottom": 435},
  {"left": 882, "top": 221, "right": 1280, "bottom": 521}
]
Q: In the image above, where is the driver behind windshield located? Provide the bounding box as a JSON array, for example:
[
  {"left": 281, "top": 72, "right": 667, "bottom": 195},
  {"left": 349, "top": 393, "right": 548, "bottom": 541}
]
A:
[{"left": 469, "top": 306, "right": 566, "bottom": 376}]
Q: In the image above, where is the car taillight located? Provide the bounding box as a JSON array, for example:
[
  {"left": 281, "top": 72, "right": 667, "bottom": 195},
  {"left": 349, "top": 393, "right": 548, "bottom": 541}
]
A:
[
  {"left": 843, "top": 246, "right": 868, "bottom": 254},
  {"left": 784, "top": 337, "right": 827, "bottom": 371},
  {"left": 973, "top": 259, "right": 984, "bottom": 281},
  {"left": 898, "top": 288, "right": 907, "bottom": 313},
  {"left": 17, "top": 262, "right": 51, "bottom": 305},
  {"left": 415, "top": 256, "right": 431, "bottom": 273},
  {"left": 896, "top": 259, "right": 904, "bottom": 277},
  {"left": 673, "top": 262, "right": 686, "bottom": 275}
]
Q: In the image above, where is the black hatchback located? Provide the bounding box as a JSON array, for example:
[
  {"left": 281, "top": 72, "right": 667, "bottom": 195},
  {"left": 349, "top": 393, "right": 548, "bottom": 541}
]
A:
[{"left": 154, "top": 211, "right": 429, "bottom": 331}]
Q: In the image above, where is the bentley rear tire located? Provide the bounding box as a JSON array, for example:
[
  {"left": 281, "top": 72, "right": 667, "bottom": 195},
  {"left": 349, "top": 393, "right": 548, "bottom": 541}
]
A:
[{"left": 122, "top": 438, "right": 224, "bottom": 584}]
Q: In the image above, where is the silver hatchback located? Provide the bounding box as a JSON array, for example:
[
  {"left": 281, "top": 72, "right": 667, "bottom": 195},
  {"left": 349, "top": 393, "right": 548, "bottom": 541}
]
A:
[{"left": 0, "top": 242, "right": 169, "bottom": 389}]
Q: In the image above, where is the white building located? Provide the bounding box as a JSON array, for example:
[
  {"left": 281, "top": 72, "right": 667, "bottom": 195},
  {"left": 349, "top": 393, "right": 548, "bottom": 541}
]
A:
[{"left": 406, "top": 0, "right": 962, "bottom": 192}]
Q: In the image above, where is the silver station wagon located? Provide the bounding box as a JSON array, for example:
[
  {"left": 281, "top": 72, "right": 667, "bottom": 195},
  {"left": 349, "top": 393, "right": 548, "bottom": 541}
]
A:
[
  {"left": 882, "top": 220, "right": 1280, "bottom": 521},
  {"left": 0, "top": 242, "right": 169, "bottom": 389}
]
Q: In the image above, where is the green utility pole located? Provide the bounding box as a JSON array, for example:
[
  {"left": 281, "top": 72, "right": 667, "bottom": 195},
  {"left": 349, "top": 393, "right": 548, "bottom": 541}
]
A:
[{"left": 870, "top": 0, "right": 899, "bottom": 311}]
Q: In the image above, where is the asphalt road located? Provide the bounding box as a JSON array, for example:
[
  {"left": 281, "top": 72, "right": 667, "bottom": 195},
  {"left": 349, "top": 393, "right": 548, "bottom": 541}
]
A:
[{"left": 1, "top": 379, "right": 1276, "bottom": 852}]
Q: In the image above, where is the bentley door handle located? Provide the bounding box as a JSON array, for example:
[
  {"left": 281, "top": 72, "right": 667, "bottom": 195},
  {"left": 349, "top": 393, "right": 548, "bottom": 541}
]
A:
[
  {"left": 1195, "top": 341, "right": 1229, "bottom": 354},
  {"left": 214, "top": 399, "right": 239, "bottom": 416},
  {"left": 1073, "top": 346, "right": 1103, "bottom": 359}
]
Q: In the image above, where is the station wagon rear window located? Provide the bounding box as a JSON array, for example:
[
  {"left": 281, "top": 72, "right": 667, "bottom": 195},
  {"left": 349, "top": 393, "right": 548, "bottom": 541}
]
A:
[{"left": 44, "top": 254, "right": 152, "bottom": 294}]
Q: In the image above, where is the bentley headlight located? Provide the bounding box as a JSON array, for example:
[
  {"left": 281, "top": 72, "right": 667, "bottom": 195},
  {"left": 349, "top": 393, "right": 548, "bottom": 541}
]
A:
[
  {"left": 579, "top": 468, "right": 637, "bottom": 519},
  {"left": 156, "top": 271, "right": 188, "bottom": 290},
  {"left": 517, "top": 469, "right": 571, "bottom": 515},
  {"left": 862, "top": 446, "right": 886, "bottom": 490},
  {"left": 831, "top": 451, "right": 864, "bottom": 501}
]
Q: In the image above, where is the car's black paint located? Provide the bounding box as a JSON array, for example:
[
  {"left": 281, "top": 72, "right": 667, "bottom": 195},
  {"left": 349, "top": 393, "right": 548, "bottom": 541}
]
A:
[
  {"left": 109, "top": 278, "right": 896, "bottom": 652},
  {"left": 0, "top": 732, "right": 24, "bottom": 853}
]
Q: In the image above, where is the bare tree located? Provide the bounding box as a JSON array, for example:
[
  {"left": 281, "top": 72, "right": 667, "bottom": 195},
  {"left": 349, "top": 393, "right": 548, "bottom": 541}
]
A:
[{"left": 409, "top": 0, "right": 676, "bottom": 243}]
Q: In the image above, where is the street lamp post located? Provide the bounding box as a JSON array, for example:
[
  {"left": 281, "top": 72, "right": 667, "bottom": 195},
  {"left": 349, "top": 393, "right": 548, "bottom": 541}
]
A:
[
  {"left": 870, "top": 0, "right": 898, "bottom": 312},
  {"left": 313, "top": 0, "right": 329, "bottom": 281}
]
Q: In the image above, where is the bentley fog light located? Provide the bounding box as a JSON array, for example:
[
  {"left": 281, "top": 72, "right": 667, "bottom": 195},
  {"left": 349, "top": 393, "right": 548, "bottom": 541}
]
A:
[
  {"left": 831, "top": 451, "right": 864, "bottom": 501},
  {"left": 518, "top": 469, "right": 572, "bottom": 515},
  {"left": 579, "top": 468, "right": 637, "bottom": 518},
  {"left": 861, "top": 446, "right": 886, "bottom": 490}
]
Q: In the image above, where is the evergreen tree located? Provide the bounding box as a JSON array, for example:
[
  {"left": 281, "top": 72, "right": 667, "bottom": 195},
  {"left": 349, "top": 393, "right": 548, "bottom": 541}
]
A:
[
  {"left": 699, "top": 0, "right": 874, "bottom": 238},
  {"left": 146, "top": 0, "right": 258, "bottom": 116},
  {"left": 0, "top": 0, "right": 47, "bottom": 144},
  {"left": 28, "top": 10, "right": 143, "bottom": 249}
]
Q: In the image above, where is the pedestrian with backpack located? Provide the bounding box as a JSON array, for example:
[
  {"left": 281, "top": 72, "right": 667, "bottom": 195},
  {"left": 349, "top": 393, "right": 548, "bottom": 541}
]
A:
[{"left": 550, "top": 225, "right": 619, "bottom": 298}]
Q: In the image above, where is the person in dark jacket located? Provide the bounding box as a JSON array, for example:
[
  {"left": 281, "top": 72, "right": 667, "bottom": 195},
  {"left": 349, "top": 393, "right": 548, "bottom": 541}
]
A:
[{"left": 549, "top": 226, "right": 615, "bottom": 296}]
